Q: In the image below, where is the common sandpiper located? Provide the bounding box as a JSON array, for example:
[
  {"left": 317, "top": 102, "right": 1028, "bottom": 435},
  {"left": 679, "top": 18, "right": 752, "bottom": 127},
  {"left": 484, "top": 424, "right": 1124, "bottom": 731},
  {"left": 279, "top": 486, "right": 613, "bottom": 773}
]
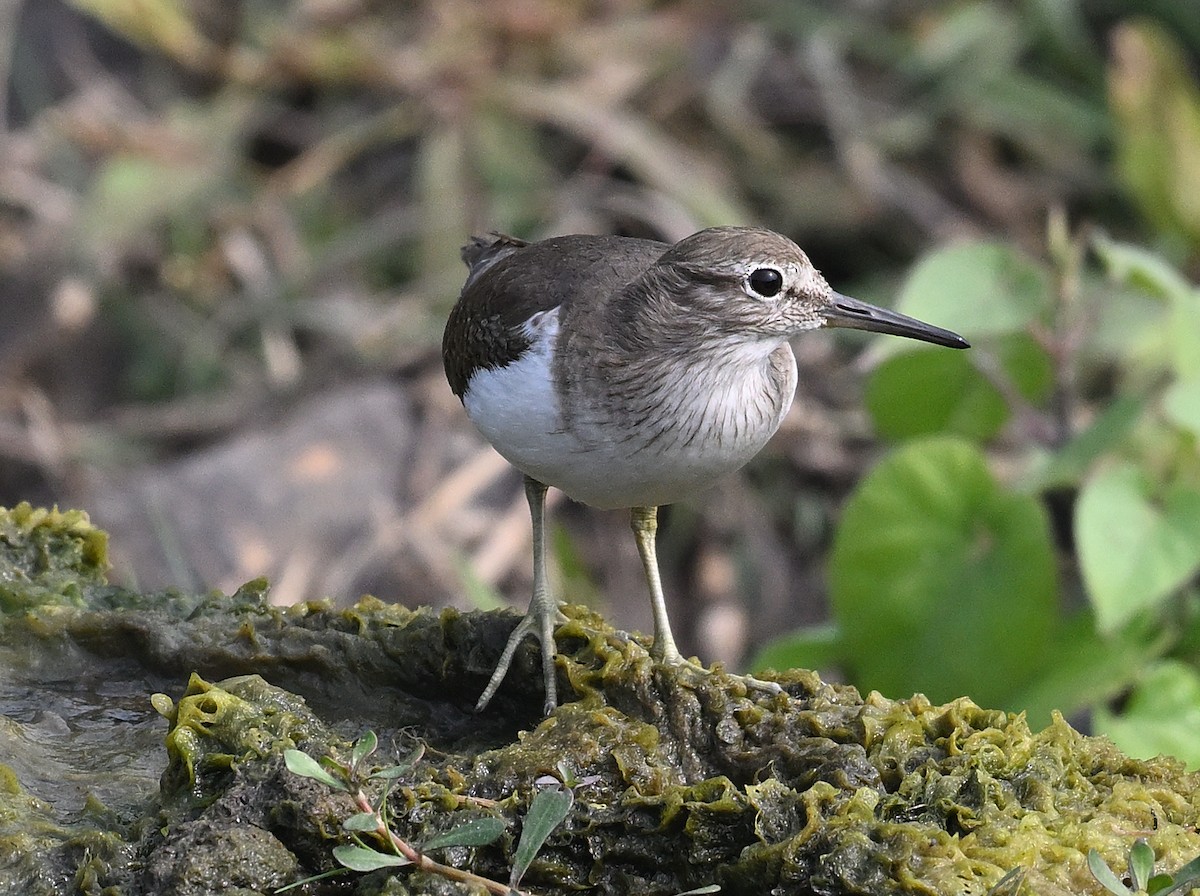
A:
[{"left": 442, "top": 226, "right": 968, "bottom": 714}]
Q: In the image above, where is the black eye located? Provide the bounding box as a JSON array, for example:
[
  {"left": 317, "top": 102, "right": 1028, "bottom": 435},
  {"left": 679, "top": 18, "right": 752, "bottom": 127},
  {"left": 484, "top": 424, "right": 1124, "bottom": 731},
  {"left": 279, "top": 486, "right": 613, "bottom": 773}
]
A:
[{"left": 748, "top": 268, "right": 783, "bottom": 298}]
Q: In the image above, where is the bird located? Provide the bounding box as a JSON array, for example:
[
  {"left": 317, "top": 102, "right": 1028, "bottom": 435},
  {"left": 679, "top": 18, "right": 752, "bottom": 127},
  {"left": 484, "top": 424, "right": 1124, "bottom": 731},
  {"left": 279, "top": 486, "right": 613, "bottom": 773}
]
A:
[{"left": 442, "top": 226, "right": 969, "bottom": 714}]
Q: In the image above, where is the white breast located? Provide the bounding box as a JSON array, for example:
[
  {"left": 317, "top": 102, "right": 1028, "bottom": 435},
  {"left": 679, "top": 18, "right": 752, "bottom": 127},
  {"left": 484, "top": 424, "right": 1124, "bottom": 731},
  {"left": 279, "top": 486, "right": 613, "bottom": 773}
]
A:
[{"left": 462, "top": 310, "right": 798, "bottom": 510}]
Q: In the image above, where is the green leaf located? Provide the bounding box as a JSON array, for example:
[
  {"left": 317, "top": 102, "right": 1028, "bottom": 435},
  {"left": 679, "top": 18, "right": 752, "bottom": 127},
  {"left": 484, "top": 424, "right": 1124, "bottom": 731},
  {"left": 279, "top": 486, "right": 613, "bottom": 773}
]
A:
[
  {"left": 673, "top": 886, "right": 722, "bottom": 895},
  {"left": 829, "top": 437, "right": 1058, "bottom": 708},
  {"left": 510, "top": 787, "right": 573, "bottom": 889},
  {"left": 1076, "top": 465, "right": 1200, "bottom": 633},
  {"left": 1166, "top": 293, "right": 1200, "bottom": 380},
  {"left": 986, "top": 867, "right": 1027, "bottom": 896},
  {"left": 1092, "top": 233, "right": 1193, "bottom": 303},
  {"left": 1094, "top": 660, "right": 1200, "bottom": 769},
  {"left": 274, "top": 868, "right": 347, "bottom": 891},
  {"left": 342, "top": 812, "right": 380, "bottom": 832},
  {"left": 888, "top": 242, "right": 1050, "bottom": 350},
  {"left": 1007, "top": 611, "right": 1162, "bottom": 729},
  {"left": 1089, "top": 848, "right": 1133, "bottom": 896},
  {"left": 1130, "top": 839, "right": 1156, "bottom": 892},
  {"left": 1107, "top": 22, "right": 1200, "bottom": 250},
  {"left": 1157, "top": 854, "right": 1200, "bottom": 895},
  {"left": 368, "top": 743, "right": 425, "bottom": 780},
  {"left": 866, "top": 349, "right": 1008, "bottom": 440},
  {"left": 1164, "top": 376, "right": 1200, "bottom": 438},
  {"left": 351, "top": 731, "right": 378, "bottom": 770},
  {"left": 998, "top": 332, "right": 1055, "bottom": 404},
  {"left": 749, "top": 622, "right": 841, "bottom": 676},
  {"left": 424, "top": 817, "right": 507, "bottom": 850},
  {"left": 332, "top": 844, "right": 412, "bottom": 872},
  {"left": 1024, "top": 396, "right": 1143, "bottom": 491},
  {"left": 451, "top": 553, "right": 506, "bottom": 611},
  {"left": 283, "top": 749, "right": 348, "bottom": 792}
]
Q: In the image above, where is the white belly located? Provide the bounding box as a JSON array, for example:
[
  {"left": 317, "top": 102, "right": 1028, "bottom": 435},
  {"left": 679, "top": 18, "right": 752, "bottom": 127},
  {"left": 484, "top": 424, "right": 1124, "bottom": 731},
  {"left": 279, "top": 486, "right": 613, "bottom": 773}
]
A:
[{"left": 461, "top": 313, "right": 797, "bottom": 509}]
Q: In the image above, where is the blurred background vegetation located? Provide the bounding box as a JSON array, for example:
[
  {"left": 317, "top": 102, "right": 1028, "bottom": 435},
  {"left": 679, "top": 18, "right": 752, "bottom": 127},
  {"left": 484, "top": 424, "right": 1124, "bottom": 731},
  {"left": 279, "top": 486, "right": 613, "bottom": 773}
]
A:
[{"left": 2, "top": 0, "right": 1200, "bottom": 763}]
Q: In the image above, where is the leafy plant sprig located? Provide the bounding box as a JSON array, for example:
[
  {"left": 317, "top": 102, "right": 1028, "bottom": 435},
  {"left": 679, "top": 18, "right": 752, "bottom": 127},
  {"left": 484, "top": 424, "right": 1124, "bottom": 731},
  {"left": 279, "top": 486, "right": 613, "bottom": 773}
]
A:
[
  {"left": 280, "top": 731, "right": 512, "bottom": 894},
  {"left": 1088, "top": 839, "right": 1200, "bottom": 896},
  {"left": 279, "top": 731, "right": 582, "bottom": 895}
]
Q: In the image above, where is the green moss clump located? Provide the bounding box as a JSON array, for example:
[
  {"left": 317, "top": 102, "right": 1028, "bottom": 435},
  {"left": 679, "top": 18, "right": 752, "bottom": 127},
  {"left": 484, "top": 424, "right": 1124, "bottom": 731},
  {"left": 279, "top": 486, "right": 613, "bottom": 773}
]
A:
[
  {"left": 158, "top": 673, "right": 340, "bottom": 798},
  {"left": 0, "top": 503, "right": 108, "bottom": 611}
]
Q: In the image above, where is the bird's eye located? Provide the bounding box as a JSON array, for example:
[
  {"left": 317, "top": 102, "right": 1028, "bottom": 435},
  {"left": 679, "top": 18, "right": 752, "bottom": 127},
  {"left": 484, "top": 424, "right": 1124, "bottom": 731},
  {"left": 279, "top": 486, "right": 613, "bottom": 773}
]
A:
[{"left": 747, "top": 268, "right": 783, "bottom": 298}]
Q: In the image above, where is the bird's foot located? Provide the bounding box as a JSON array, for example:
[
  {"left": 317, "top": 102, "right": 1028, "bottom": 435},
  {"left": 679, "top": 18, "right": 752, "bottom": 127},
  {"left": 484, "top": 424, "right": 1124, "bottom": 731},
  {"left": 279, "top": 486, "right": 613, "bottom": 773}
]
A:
[
  {"left": 476, "top": 600, "right": 568, "bottom": 715},
  {"left": 657, "top": 649, "right": 783, "bottom": 700}
]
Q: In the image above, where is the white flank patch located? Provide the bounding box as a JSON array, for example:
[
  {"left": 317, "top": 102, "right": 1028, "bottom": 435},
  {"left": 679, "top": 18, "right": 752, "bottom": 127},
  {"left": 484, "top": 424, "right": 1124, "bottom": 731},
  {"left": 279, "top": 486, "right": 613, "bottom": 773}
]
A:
[{"left": 462, "top": 307, "right": 572, "bottom": 483}]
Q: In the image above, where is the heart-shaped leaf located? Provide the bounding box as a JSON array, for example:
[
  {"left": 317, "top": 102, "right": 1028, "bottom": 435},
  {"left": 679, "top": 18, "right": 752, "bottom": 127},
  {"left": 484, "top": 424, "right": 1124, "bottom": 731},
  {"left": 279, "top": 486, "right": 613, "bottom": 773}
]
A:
[
  {"left": 882, "top": 242, "right": 1049, "bottom": 356},
  {"left": 829, "top": 437, "right": 1058, "bottom": 708}
]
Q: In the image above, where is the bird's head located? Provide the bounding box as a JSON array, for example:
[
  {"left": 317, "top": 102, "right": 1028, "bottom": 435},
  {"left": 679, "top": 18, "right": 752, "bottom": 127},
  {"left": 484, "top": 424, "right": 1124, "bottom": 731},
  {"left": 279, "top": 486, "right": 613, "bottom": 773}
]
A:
[{"left": 650, "top": 226, "right": 969, "bottom": 350}]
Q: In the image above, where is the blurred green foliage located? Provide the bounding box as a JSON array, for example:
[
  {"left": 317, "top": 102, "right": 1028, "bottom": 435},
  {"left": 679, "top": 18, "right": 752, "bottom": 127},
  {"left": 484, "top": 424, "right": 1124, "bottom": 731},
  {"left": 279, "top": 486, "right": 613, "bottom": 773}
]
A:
[{"left": 755, "top": 19, "right": 1200, "bottom": 766}]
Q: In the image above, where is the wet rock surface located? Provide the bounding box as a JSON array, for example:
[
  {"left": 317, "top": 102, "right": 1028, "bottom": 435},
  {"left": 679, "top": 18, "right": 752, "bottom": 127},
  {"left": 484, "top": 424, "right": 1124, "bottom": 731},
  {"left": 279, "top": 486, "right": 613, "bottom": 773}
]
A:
[{"left": 2, "top": 503, "right": 1199, "bottom": 895}]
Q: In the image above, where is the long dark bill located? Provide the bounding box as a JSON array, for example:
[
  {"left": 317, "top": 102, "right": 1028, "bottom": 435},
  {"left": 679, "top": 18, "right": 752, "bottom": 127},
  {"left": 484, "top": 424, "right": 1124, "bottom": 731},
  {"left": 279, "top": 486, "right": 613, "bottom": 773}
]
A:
[{"left": 821, "top": 291, "right": 969, "bottom": 349}]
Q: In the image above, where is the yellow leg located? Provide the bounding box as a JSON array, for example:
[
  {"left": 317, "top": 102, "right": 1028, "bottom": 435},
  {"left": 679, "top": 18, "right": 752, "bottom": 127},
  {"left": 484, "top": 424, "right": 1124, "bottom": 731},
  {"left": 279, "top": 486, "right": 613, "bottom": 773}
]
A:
[
  {"left": 476, "top": 477, "right": 566, "bottom": 714},
  {"left": 631, "top": 505, "right": 782, "bottom": 698},
  {"left": 631, "top": 506, "right": 683, "bottom": 663}
]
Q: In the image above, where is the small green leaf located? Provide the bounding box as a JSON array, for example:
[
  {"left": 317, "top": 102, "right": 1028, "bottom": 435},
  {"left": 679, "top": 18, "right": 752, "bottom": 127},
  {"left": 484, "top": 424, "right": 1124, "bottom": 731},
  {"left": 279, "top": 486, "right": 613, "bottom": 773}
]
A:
[
  {"left": 370, "top": 765, "right": 413, "bottom": 781},
  {"left": 1094, "top": 660, "right": 1200, "bottom": 769},
  {"left": 332, "top": 844, "right": 412, "bottom": 871},
  {"left": 369, "top": 743, "right": 427, "bottom": 786},
  {"left": 451, "top": 553, "right": 507, "bottom": 611},
  {"left": 866, "top": 349, "right": 1008, "bottom": 440},
  {"left": 351, "top": 731, "right": 378, "bottom": 770},
  {"left": 1148, "top": 872, "right": 1176, "bottom": 895},
  {"left": 1025, "top": 396, "right": 1143, "bottom": 491},
  {"left": 1156, "top": 854, "right": 1200, "bottom": 894},
  {"left": 1164, "top": 376, "right": 1200, "bottom": 438},
  {"left": 987, "top": 867, "right": 1027, "bottom": 896},
  {"left": 1076, "top": 465, "right": 1200, "bottom": 633},
  {"left": 342, "top": 812, "right": 380, "bottom": 832},
  {"left": 750, "top": 622, "right": 841, "bottom": 677},
  {"left": 1089, "top": 849, "right": 1133, "bottom": 895},
  {"left": 1092, "top": 233, "right": 1192, "bottom": 303},
  {"left": 673, "top": 886, "right": 721, "bottom": 895},
  {"left": 424, "top": 817, "right": 507, "bottom": 850},
  {"left": 368, "top": 744, "right": 425, "bottom": 780},
  {"left": 997, "top": 332, "right": 1054, "bottom": 403},
  {"left": 1130, "top": 839, "right": 1156, "bottom": 892},
  {"left": 890, "top": 241, "right": 1050, "bottom": 346},
  {"left": 510, "top": 787, "right": 573, "bottom": 889},
  {"left": 283, "top": 749, "right": 348, "bottom": 792},
  {"left": 274, "top": 867, "right": 348, "bottom": 891}
]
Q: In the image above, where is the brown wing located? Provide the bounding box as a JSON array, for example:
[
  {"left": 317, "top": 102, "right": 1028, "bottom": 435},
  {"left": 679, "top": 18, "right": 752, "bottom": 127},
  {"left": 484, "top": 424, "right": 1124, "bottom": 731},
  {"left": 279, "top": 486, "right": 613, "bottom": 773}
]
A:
[{"left": 442, "top": 233, "right": 668, "bottom": 399}]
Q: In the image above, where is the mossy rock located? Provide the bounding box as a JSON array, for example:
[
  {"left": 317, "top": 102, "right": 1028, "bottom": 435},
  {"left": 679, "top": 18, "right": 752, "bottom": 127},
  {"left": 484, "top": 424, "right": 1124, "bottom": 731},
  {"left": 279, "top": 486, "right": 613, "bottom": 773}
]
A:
[{"left": 0, "top": 502, "right": 1197, "bottom": 895}]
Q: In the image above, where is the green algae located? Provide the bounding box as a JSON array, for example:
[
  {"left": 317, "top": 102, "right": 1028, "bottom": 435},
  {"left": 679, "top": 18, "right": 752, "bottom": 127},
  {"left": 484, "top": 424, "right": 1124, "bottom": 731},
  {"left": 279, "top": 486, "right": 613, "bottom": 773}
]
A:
[{"left": 1, "top": 502, "right": 1199, "bottom": 895}]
